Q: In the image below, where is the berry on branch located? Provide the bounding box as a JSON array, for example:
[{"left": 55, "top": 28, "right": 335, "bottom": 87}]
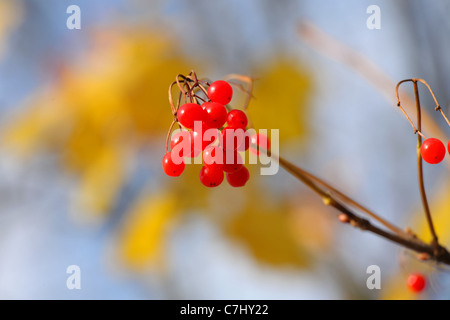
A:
[
  {"left": 162, "top": 151, "right": 185, "bottom": 177},
  {"left": 420, "top": 138, "right": 445, "bottom": 164},
  {"left": 177, "top": 103, "right": 205, "bottom": 129},
  {"left": 207, "top": 80, "right": 233, "bottom": 105}
]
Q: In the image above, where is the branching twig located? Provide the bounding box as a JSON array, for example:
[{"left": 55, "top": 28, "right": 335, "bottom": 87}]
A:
[
  {"left": 271, "top": 153, "right": 450, "bottom": 265},
  {"left": 396, "top": 79, "right": 443, "bottom": 253}
]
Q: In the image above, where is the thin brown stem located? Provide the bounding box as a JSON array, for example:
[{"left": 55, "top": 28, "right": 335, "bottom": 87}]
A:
[
  {"left": 273, "top": 154, "right": 450, "bottom": 265},
  {"left": 413, "top": 80, "right": 439, "bottom": 249},
  {"left": 292, "top": 165, "right": 406, "bottom": 236}
]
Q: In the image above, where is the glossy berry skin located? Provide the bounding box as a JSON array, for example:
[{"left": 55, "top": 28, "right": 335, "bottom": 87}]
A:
[
  {"left": 407, "top": 273, "right": 426, "bottom": 293},
  {"left": 226, "top": 109, "right": 248, "bottom": 129},
  {"left": 207, "top": 80, "right": 233, "bottom": 105},
  {"left": 203, "top": 145, "right": 224, "bottom": 170},
  {"left": 223, "top": 150, "right": 243, "bottom": 173},
  {"left": 177, "top": 103, "right": 204, "bottom": 129},
  {"left": 221, "top": 127, "right": 245, "bottom": 150},
  {"left": 202, "top": 102, "right": 228, "bottom": 129},
  {"left": 162, "top": 152, "right": 185, "bottom": 177},
  {"left": 170, "top": 131, "right": 196, "bottom": 158},
  {"left": 171, "top": 131, "right": 201, "bottom": 158},
  {"left": 420, "top": 138, "right": 445, "bottom": 164},
  {"left": 193, "top": 127, "right": 219, "bottom": 151},
  {"left": 199, "top": 165, "right": 224, "bottom": 187},
  {"left": 250, "top": 133, "right": 271, "bottom": 155},
  {"left": 226, "top": 166, "right": 250, "bottom": 187}
]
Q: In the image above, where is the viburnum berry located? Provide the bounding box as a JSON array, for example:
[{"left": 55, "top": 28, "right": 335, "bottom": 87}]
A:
[
  {"left": 202, "top": 102, "right": 228, "bottom": 129},
  {"left": 162, "top": 151, "right": 185, "bottom": 177},
  {"left": 420, "top": 138, "right": 445, "bottom": 164},
  {"left": 407, "top": 273, "right": 426, "bottom": 293},
  {"left": 223, "top": 150, "right": 243, "bottom": 173},
  {"left": 199, "top": 165, "right": 224, "bottom": 187},
  {"left": 171, "top": 131, "right": 200, "bottom": 158},
  {"left": 192, "top": 127, "right": 219, "bottom": 151},
  {"left": 171, "top": 130, "right": 201, "bottom": 158},
  {"left": 226, "top": 109, "right": 248, "bottom": 129},
  {"left": 203, "top": 145, "right": 224, "bottom": 170},
  {"left": 221, "top": 127, "right": 245, "bottom": 150},
  {"left": 250, "top": 133, "right": 271, "bottom": 155},
  {"left": 226, "top": 166, "right": 250, "bottom": 187},
  {"left": 177, "top": 103, "right": 204, "bottom": 129},
  {"left": 207, "top": 80, "right": 233, "bottom": 105}
]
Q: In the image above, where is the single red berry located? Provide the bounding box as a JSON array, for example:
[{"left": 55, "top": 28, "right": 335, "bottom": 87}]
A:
[
  {"left": 223, "top": 150, "right": 243, "bottom": 173},
  {"left": 221, "top": 127, "right": 245, "bottom": 150},
  {"left": 420, "top": 138, "right": 445, "bottom": 164},
  {"left": 226, "top": 166, "right": 250, "bottom": 187},
  {"left": 407, "top": 273, "right": 426, "bottom": 293},
  {"left": 226, "top": 109, "right": 248, "bottom": 129},
  {"left": 202, "top": 102, "right": 228, "bottom": 129},
  {"left": 207, "top": 80, "right": 233, "bottom": 105},
  {"left": 162, "top": 151, "right": 185, "bottom": 177},
  {"left": 171, "top": 130, "right": 201, "bottom": 158},
  {"left": 170, "top": 131, "right": 198, "bottom": 158},
  {"left": 192, "top": 127, "right": 219, "bottom": 151},
  {"left": 447, "top": 139, "right": 450, "bottom": 156},
  {"left": 177, "top": 103, "right": 204, "bottom": 129},
  {"left": 203, "top": 145, "right": 224, "bottom": 170},
  {"left": 250, "top": 133, "right": 271, "bottom": 155},
  {"left": 199, "top": 165, "right": 224, "bottom": 187}
]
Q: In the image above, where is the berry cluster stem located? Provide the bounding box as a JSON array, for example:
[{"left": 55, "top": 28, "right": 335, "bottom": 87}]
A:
[
  {"left": 273, "top": 153, "right": 450, "bottom": 265},
  {"left": 412, "top": 80, "right": 439, "bottom": 249}
]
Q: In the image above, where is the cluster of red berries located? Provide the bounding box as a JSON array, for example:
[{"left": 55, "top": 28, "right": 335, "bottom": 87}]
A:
[
  {"left": 162, "top": 80, "right": 269, "bottom": 187},
  {"left": 420, "top": 138, "right": 450, "bottom": 164}
]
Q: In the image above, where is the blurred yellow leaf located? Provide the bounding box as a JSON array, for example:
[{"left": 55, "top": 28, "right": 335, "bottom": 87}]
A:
[
  {"left": 73, "top": 144, "right": 126, "bottom": 219},
  {"left": 118, "top": 191, "right": 178, "bottom": 271},
  {"left": 224, "top": 184, "right": 310, "bottom": 267},
  {"left": 287, "top": 195, "right": 336, "bottom": 252},
  {"left": 3, "top": 30, "right": 193, "bottom": 215},
  {"left": 248, "top": 60, "right": 312, "bottom": 142}
]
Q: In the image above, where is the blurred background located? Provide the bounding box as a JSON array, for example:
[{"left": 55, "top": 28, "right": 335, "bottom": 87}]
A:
[{"left": 0, "top": 0, "right": 450, "bottom": 299}]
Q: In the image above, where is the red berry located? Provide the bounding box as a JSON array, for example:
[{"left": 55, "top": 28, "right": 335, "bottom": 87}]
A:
[
  {"left": 193, "top": 127, "right": 219, "bottom": 151},
  {"left": 203, "top": 145, "right": 224, "bottom": 170},
  {"left": 162, "top": 152, "right": 185, "bottom": 177},
  {"left": 171, "top": 130, "right": 201, "bottom": 158},
  {"left": 202, "top": 102, "right": 228, "bottom": 129},
  {"left": 420, "top": 138, "right": 445, "bottom": 164},
  {"left": 407, "top": 273, "right": 426, "bottom": 293},
  {"left": 207, "top": 80, "right": 233, "bottom": 105},
  {"left": 170, "top": 131, "right": 195, "bottom": 158},
  {"left": 199, "top": 165, "right": 224, "bottom": 187},
  {"left": 221, "top": 127, "right": 245, "bottom": 150},
  {"left": 226, "top": 109, "right": 248, "bottom": 129},
  {"left": 223, "top": 150, "right": 243, "bottom": 173},
  {"left": 250, "top": 133, "right": 271, "bottom": 155},
  {"left": 177, "top": 103, "right": 204, "bottom": 129},
  {"left": 226, "top": 166, "right": 250, "bottom": 187}
]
